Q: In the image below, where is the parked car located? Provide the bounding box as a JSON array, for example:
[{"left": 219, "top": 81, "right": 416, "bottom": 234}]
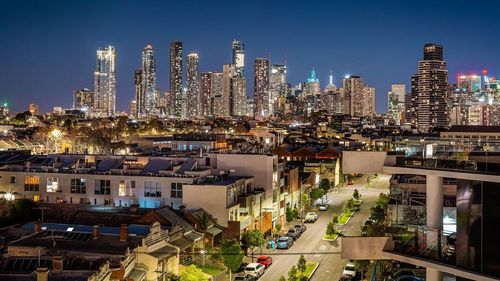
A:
[
  {"left": 294, "top": 224, "right": 307, "bottom": 234},
  {"left": 235, "top": 262, "right": 249, "bottom": 273},
  {"left": 256, "top": 255, "right": 273, "bottom": 268},
  {"left": 276, "top": 236, "right": 294, "bottom": 249},
  {"left": 286, "top": 228, "right": 301, "bottom": 240},
  {"left": 318, "top": 203, "right": 329, "bottom": 211},
  {"left": 244, "top": 263, "right": 265, "bottom": 278},
  {"left": 234, "top": 274, "right": 256, "bottom": 281},
  {"left": 342, "top": 262, "right": 356, "bottom": 278},
  {"left": 304, "top": 212, "right": 318, "bottom": 223}
]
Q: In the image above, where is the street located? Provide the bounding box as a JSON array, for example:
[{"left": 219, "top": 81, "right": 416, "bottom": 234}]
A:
[{"left": 257, "top": 174, "right": 390, "bottom": 281}]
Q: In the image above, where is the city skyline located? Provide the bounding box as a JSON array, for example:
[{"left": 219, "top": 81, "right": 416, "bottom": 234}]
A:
[{"left": 1, "top": 0, "right": 500, "bottom": 113}]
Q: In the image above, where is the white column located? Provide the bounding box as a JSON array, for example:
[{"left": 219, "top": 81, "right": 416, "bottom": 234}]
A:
[
  {"left": 426, "top": 175, "right": 443, "bottom": 228},
  {"left": 426, "top": 267, "right": 443, "bottom": 281},
  {"left": 426, "top": 175, "right": 443, "bottom": 281}
]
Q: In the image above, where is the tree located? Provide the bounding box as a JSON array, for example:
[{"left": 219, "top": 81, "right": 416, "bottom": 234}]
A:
[
  {"left": 279, "top": 275, "right": 287, "bottom": 281},
  {"left": 370, "top": 204, "right": 387, "bottom": 223},
  {"left": 353, "top": 189, "right": 361, "bottom": 201},
  {"left": 319, "top": 178, "right": 330, "bottom": 199},
  {"left": 220, "top": 239, "right": 243, "bottom": 281},
  {"left": 286, "top": 206, "right": 295, "bottom": 223},
  {"left": 346, "top": 198, "right": 355, "bottom": 211},
  {"left": 297, "top": 255, "right": 306, "bottom": 275},
  {"left": 326, "top": 221, "right": 336, "bottom": 236},
  {"left": 288, "top": 265, "right": 299, "bottom": 281},
  {"left": 241, "top": 230, "right": 265, "bottom": 262},
  {"left": 331, "top": 214, "right": 339, "bottom": 225},
  {"left": 354, "top": 260, "right": 370, "bottom": 280},
  {"left": 402, "top": 206, "right": 425, "bottom": 225},
  {"left": 377, "top": 193, "right": 390, "bottom": 208},
  {"left": 180, "top": 264, "right": 205, "bottom": 281},
  {"left": 310, "top": 188, "right": 324, "bottom": 202},
  {"left": 196, "top": 212, "right": 213, "bottom": 266},
  {"left": 300, "top": 194, "right": 310, "bottom": 219}
]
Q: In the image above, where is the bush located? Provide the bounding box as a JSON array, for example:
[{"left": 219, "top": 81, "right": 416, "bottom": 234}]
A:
[
  {"left": 353, "top": 189, "right": 361, "bottom": 200},
  {"left": 326, "top": 221, "right": 336, "bottom": 236}
]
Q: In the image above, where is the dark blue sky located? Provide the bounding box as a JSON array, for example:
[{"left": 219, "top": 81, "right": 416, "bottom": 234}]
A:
[{"left": 1, "top": 0, "right": 499, "bottom": 114}]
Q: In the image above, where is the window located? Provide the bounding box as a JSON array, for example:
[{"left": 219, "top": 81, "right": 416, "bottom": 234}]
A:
[
  {"left": 170, "top": 183, "right": 183, "bottom": 198},
  {"left": 70, "top": 179, "right": 86, "bottom": 194},
  {"left": 10, "top": 176, "right": 16, "bottom": 184},
  {"left": 24, "top": 176, "right": 40, "bottom": 191},
  {"left": 46, "top": 177, "right": 60, "bottom": 193},
  {"left": 95, "top": 179, "right": 111, "bottom": 195},
  {"left": 144, "top": 181, "right": 161, "bottom": 197},
  {"left": 119, "top": 180, "right": 126, "bottom": 196}
]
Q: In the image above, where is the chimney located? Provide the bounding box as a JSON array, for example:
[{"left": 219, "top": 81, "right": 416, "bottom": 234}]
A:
[
  {"left": 52, "top": 256, "right": 63, "bottom": 273},
  {"left": 119, "top": 224, "right": 128, "bottom": 242},
  {"left": 36, "top": 268, "right": 48, "bottom": 281},
  {"left": 34, "top": 221, "right": 42, "bottom": 233},
  {"left": 92, "top": 225, "right": 99, "bottom": 239}
]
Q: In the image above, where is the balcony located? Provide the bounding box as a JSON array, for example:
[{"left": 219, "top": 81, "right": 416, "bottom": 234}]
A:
[{"left": 388, "top": 139, "right": 500, "bottom": 175}]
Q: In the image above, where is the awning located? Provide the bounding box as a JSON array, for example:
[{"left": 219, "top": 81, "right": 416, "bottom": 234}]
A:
[
  {"left": 184, "top": 231, "right": 202, "bottom": 242},
  {"left": 126, "top": 269, "right": 146, "bottom": 281},
  {"left": 206, "top": 226, "right": 223, "bottom": 236}
]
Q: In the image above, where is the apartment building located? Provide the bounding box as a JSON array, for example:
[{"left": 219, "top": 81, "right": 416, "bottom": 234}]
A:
[{"left": 0, "top": 154, "right": 211, "bottom": 209}]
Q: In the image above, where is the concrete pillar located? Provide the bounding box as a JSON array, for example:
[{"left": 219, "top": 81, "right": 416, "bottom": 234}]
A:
[
  {"left": 426, "top": 175, "right": 444, "bottom": 281},
  {"left": 426, "top": 175, "right": 443, "bottom": 228},
  {"left": 426, "top": 267, "right": 443, "bottom": 281}
]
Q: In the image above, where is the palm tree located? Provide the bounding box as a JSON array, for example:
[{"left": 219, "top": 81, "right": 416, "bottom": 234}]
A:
[{"left": 197, "top": 212, "right": 213, "bottom": 266}]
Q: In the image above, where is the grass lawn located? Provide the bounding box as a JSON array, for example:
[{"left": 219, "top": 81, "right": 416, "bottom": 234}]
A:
[
  {"left": 338, "top": 209, "right": 355, "bottom": 224},
  {"left": 198, "top": 264, "right": 224, "bottom": 276},
  {"left": 322, "top": 233, "right": 340, "bottom": 241},
  {"left": 303, "top": 261, "right": 319, "bottom": 278},
  {"left": 353, "top": 199, "right": 363, "bottom": 207}
]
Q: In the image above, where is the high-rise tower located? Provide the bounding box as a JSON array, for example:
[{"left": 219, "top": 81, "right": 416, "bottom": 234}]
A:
[
  {"left": 93, "top": 45, "right": 116, "bottom": 116},
  {"left": 232, "top": 40, "right": 245, "bottom": 76},
  {"left": 411, "top": 43, "right": 449, "bottom": 132},
  {"left": 142, "top": 44, "right": 157, "bottom": 114},
  {"left": 170, "top": 42, "right": 183, "bottom": 117},
  {"left": 186, "top": 52, "right": 200, "bottom": 117},
  {"left": 254, "top": 58, "right": 270, "bottom": 118},
  {"left": 134, "top": 69, "right": 144, "bottom": 118}
]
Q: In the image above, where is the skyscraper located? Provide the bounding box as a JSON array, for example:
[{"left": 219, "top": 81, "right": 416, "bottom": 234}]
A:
[
  {"left": 211, "top": 72, "right": 225, "bottom": 117},
  {"left": 342, "top": 75, "right": 375, "bottom": 117},
  {"left": 93, "top": 45, "right": 116, "bottom": 116},
  {"left": 387, "top": 84, "right": 406, "bottom": 125},
  {"left": 186, "top": 52, "right": 200, "bottom": 117},
  {"left": 411, "top": 43, "right": 449, "bottom": 132},
  {"left": 134, "top": 69, "right": 144, "bottom": 118},
  {"left": 142, "top": 44, "right": 157, "bottom": 114},
  {"left": 200, "top": 72, "right": 213, "bottom": 116},
  {"left": 232, "top": 40, "right": 245, "bottom": 76},
  {"left": 269, "top": 64, "right": 287, "bottom": 115},
  {"left": 221, "top": 64, "right": 235, "bottom": 117},
  {"left": 232, "top": 75, "right": 247, "bottom": 116},
  {"left": 254, "top": 58, "right": 270, "bottom": 118},
  {"left": 170, "top": 42, "right": 183, "bottom": 117}
]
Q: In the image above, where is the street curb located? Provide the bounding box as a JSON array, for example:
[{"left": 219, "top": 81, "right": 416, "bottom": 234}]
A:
[
  {"left": 338, "top": 199, "right": 364, "bottom": 225},
  {"left": 307, "top": 262, "right": 320, "bottom": 280},
  {"left": 321, "top": 233, "right": 340, "bottom": 241}
]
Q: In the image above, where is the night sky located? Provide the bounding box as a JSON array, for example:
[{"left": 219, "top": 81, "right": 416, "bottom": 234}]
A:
[{"left": 1, "top": 0, "right": 499, "bottom": 114}]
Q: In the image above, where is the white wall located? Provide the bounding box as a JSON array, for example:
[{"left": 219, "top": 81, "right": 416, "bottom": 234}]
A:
[{"left": 342, "top": 151, "right": 387, "bottom": 174}]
